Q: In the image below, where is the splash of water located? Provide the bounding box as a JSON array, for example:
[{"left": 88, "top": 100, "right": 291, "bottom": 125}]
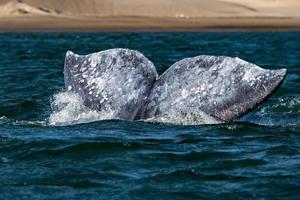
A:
[{"left": 49, "top": 91, "right": 114, "bottom": 126}]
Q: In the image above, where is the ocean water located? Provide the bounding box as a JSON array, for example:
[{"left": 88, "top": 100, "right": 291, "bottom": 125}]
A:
[{"left": 0, "top": 32, "right": 299, "bottom": 199}]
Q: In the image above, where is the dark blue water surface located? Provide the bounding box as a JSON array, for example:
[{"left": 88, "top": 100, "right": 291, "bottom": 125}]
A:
[{"left": 0, "top": 32, "right": 299, "bottom": 199}]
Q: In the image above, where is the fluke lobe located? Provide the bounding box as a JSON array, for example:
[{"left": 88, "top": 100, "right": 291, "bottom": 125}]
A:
[{"left": 64, "top": 49, "right": 158, "bottom": 120}]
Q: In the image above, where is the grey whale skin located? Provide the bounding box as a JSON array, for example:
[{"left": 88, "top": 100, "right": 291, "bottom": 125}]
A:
[
  {"left": 64, "top": 48, "right": 287, "bottom": 125},
  {"left": 64, "top": 49, "right": 158, "bottom": 120}
]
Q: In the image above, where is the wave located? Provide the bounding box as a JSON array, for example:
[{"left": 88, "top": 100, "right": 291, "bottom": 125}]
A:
[
  {"left": 0, "top": 116, "right": 46, "bottom": 127},
  {"left": 258, "top": 96, "right": 300, "bottom": 114},
  {"left": 242, "top": 96, "right": 300, "bottom": 127}
]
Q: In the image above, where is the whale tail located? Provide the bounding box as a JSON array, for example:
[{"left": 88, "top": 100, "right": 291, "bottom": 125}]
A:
[{"left": 63, "top": 50, "right": 287, "bottom": 125}]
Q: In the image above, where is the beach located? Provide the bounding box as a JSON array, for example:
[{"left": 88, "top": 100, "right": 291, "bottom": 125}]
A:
[{"left": 0, "top": 0, "right": 300, "bottom": 30}]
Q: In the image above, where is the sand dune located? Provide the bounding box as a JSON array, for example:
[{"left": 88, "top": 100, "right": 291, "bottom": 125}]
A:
[
  {"left": 0, "top": 1, "right": 59, "bottom": 16},
  {"left": 0, "top": 0, "right": 254, "bottom": 18},
  {"left": 1, "top": 0, "right": 299, "bottom": 18},
  {"left": 0, "top": 0, "right": 299, "bottom": 30}
]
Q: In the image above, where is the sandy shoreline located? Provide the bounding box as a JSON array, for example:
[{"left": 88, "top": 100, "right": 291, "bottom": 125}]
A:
[
  {"left": 1, "top": 16, "right": 300, "bottom": 31},
  {"left": 0, "top": 0, "right": 300, "bottom": 31}
]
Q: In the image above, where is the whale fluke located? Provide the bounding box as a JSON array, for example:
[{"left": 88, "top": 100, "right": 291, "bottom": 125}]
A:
[
  {"left": 141, "top": 56, "right": 287, "bottom": 124},
  {"left": 63, "top": 49, "right": 287, "bottom": 125},
  {"left": 64, "top": 48, "right": 158, "bottom": 120}
]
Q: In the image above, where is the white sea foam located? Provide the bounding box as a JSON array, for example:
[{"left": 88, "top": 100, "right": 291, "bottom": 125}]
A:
[{"left": 48, "top": 91, "right": 114, "bottom": 126}]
